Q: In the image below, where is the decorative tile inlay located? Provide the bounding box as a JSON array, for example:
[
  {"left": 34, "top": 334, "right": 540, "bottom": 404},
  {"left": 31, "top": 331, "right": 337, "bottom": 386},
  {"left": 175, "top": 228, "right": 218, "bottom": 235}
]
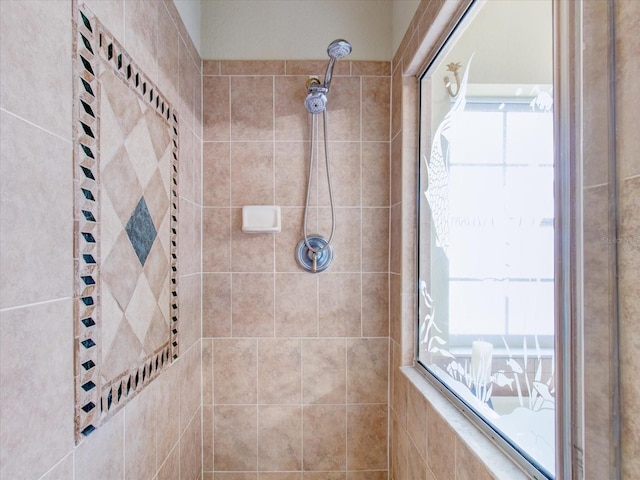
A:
[
  {"left": 125, "top": 197, "right": 158, "bottom": 266},
  {"left": 72, "top": 4, "right": 179, "bottom": 444}
]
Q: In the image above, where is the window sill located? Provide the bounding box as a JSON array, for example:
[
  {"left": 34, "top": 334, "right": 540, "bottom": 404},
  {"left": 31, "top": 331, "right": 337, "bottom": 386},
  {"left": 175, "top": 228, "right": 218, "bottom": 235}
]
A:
[{"left": 401, "top": 365, "right": 534, "bottom": 480}]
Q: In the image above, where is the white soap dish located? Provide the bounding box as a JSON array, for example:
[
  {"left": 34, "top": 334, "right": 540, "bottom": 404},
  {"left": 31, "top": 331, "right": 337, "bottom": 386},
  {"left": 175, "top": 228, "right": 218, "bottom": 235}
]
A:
[{"left": 242, "top": 205, "right": 281, "bottom": 233}]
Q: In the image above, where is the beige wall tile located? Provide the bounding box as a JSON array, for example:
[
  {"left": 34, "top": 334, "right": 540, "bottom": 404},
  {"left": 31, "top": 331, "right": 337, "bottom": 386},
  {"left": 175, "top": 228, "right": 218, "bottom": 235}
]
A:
[
  {"left": 0, "top": 300, "right": 74, "bottom": 480},
  {"left": 326, "top": 76, "right": 361, "bottom": 142},
  {"left": 203, "top": 273, "right": 232, "bottom": 337},
  {"left": 426, "top": 407, "right": 455, "bottom": 480},
  {"left": 406, "top": 381, "right": 427, "bottom": 462},
  {"left": 362, "top": 76, "right": 391, "bottom": 142},
  {"left": 231, "top": 76, "right": 274, "bottom": 141},
  {"left": 214, "top": 338, "right": 257, "bottom": 404},
  {"left": 318, "top": 273, "right": 362, "bottom": 336},
  {"left": 231, "top": 208, "right": 275, "bottom": 272},
  {"left": 347, "top": 471, "right": 388, "bottom": 480},
  {"left": 216, "top": 474, "right": 258, "bottom": 480},
  {"left": 154, "top": 363, "right": 181, "bottom": 466},
  {"left": 214, "top": 405, "right": 258, "bottom": 471},
  {"left": 318, "top": 142, "right": 361, "bottom": 207},
  {"left": 203, "top": 405, "right": 214, "bottom": 471},
  {"left": 204, "top": 142, "right": 231, "bottom": 207},
  {"left": 179, "top": 273, "right": 202, "bottom": 350},
  {"left": 347, "top": 404, "right": 388, "bottom": 470},
  {"left": 275, "top": 273, "right": 319, "bottom": 337},
  {"left": 157, "top": 444, "right": 180, "bottom": 480},
  {"left": 303, "top": 405, "right": 347, "bottom": 471},
  {"left": 258, "top": 405, "right": 303, "bottom": 471},
  {"left": 302, "top": 338, "right": 347, "bottom": 404},
  {"left": 204, "top": 76, "right": 231, "bottom": 141},
  {"left": 275, "top": 76, "right": 311, "bottom": 141},
  {"left": 455, "top": 441, "right": 493, "bottom": 480},
  {"left": 203, "top": 208, "right": 231, "bottom": 272},
  {"left": 0, "top": 0, "right": 72, "bottom": 139},
  {"left": 275, "top": 142, "right": 311, "bottom": 206},
  {"left": 260, "top": 473, "right": 302, "bottom": 480},
  {"left": 232, "top": 273, "right": 275, "bottom": 337},
  {"left": 230, "top": 142, "right": 274, "bottom": 206},
  {"left": 40, "top": 454, "right": 74, "bottom": 480},
  {"left": 347, "top": 338, "right": 388, "bottom": 403},
  {"left": 362, "top": 208, "right": 390, "bottom": 272},
  {"left": 318, "top": 208, "right": 362, "bottom": 272},
  {"left": 222, "top": 61, "right": 285, "bottom": 76},
  {"left": 407, "top": 439, "right": 427, "bottom": 480},
  {"left": 0, "top": 112, "right": 73, "bottom": 308},
  {"left": 362, "top": 273, "right": 389, "bottom": 337},
  {"left": 74, "top": 410, "right": 125, "bottom": 480},
  {"left": 390, "top": 413, "right": 408, "bottom": 480},
  {"left": 180, "top": 409, "right": 203, "bottom": 480},
  {"left": 303, "top": 473, "right": 345, "bottom": 480},
  {"left": 202, "top": 338, "right": 214, "bottom": 404},
  {"left": 180, "top": 343, "right": 202, "bottom": 431},
  {"left": 352, "top": 61, "right": 391, "bottom": 76},
  {"left": 124, "top": 379, "right": 158, "bottom": 479},
  {"left": 124, "top": 0, "right": 158, "bottom": 83},
  {"left": 258, "top": 338, "right": 302, "bottom": 404},
  {"left": 276, "top": 208, "right": 307, "bottom": 272},
  {"left": 362, "top": 142, "right": 390, "bottom": 207}
]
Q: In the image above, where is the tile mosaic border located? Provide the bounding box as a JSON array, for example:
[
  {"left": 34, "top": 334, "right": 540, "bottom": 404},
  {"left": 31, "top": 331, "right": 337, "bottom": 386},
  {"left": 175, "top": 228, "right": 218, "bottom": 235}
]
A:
[{"left": 72, "top": 4, "right": 179, "bottom": 443}]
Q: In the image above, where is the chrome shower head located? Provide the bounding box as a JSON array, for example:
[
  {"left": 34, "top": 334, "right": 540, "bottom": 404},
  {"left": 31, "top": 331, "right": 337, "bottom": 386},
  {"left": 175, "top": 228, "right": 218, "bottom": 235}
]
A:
[
  {"left": 323, "top": 39, "right": 351, "bottom": 93},
  {"left": 327, "top": 39, "right": 352, "bottom": 60}
]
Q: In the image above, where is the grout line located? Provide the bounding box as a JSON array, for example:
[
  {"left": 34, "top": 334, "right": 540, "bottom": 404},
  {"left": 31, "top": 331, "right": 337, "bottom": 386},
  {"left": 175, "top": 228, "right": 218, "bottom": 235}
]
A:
[
  {"left": 0, "top": 108, "right": 72, "bottom": 145},
  {"left": 0, "top": 296, "right": 72, "bottom": 313}
]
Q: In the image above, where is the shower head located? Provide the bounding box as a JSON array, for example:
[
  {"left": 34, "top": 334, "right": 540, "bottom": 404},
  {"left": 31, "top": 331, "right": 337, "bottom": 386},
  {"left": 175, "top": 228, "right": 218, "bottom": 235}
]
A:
[
  {"left": 327, "top": 39, "right": 352, "bottom": 60},
  {"left": 323, "top": 39, "right": 351, "bottom": 93}
]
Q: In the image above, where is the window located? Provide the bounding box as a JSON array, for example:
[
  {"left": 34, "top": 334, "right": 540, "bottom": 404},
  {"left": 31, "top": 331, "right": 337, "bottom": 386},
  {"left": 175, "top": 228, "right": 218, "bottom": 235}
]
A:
[{"left": 417, "top": 1, "right": 556, "bottom": 478}]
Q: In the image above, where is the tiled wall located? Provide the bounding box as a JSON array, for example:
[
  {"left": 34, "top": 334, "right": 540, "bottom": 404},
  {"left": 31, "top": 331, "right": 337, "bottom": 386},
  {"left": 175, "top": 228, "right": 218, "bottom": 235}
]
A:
[
  {"left": 201, "top": 59, "right": 391, "bottom": 478},
  {"left": 617, "top": 1, "right": 640, "bottom": 478},
  {"left": 0, "top": 1, "right": 202, "bottom": 478}
]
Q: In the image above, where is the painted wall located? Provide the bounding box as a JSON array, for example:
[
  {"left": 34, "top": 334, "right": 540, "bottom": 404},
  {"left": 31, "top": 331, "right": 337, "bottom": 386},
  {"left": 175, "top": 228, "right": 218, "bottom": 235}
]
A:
[
  {"left": 173, "top": 0, "right": 202, "bottom": 56},
  {"left": 0, "top": 0, "right": 203, "bottom": 478},
  {"left": 200, "top": 59, "right": 391, "bottom": 477},
  {"left": 200, "top": 0, "right": 394, "bottom": 60}
]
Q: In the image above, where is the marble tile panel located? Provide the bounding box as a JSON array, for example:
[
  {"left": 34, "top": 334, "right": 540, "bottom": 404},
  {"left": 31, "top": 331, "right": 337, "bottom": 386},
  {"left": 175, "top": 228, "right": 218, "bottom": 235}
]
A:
[
  {"left": 0, "top": 0, "right": 72, "bottom": 139},
  {"left": 74, "top": 409, "right": 125, "bottom": 480},
  {"left": 0, "top": 112, "right": 73, "bottom": 308},
  {"left": 124, "top": 379, "right": 158, "bottom": 480},
  {"left": 0, "top": 300, "right": 74, "bottom": 480}
]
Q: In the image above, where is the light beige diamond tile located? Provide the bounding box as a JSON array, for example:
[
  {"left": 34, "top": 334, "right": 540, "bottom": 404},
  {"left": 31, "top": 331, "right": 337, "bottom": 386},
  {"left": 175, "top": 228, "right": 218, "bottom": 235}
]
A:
[
  {"left": 101, "top": 282, "right": 125, "bottom": 361},
  {"left": 102, "top": 230, "right": 142, "bottom": 311},
  {"left": 125, "top": 114, "right": 161, "bottom": 189},
  {"left": 125, "top": 273, "right": 157, "bottom": 344},
  {"left": 100, "top": 68, "right": 144, "bottom": 140},
  {"left": 102, "top": 317, "right": 144, "bottom": 382},
  {"left": 144, "top": 107, "right": 171, "bottom": 159},
  {"left": 101, "top": 145, "right": 143, "bottom": 226},
  {"left": 143, "top": 168, "right": 169, "bottom": 228}
]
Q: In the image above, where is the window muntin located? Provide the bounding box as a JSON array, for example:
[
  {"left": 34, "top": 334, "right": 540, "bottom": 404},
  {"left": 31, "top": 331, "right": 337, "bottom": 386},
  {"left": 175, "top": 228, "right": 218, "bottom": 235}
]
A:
[{"left": 417, "top": 1, "right": 556, "bottom": 477}]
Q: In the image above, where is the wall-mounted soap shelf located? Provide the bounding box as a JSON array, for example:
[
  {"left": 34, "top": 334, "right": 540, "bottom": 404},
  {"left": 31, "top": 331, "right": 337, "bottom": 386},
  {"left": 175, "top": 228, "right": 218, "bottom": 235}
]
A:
[{"left": 242, "top": 205, "right": 281, "bottom": 233}]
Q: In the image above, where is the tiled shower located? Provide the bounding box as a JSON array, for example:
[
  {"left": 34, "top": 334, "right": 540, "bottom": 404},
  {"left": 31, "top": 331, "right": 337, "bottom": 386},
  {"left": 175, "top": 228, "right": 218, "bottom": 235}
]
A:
[{"left": 1, "top": 0, "right": 639, "bottom": 479}]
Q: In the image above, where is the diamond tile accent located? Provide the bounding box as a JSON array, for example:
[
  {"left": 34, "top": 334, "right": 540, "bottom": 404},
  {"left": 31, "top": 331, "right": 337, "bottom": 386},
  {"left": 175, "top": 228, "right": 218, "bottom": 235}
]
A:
[
  {"left": 125, "top": 196, "right": 157, "bottom": 266},
  {"left": 73, "top": 4, "right": 179, "bottom": 444}
]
